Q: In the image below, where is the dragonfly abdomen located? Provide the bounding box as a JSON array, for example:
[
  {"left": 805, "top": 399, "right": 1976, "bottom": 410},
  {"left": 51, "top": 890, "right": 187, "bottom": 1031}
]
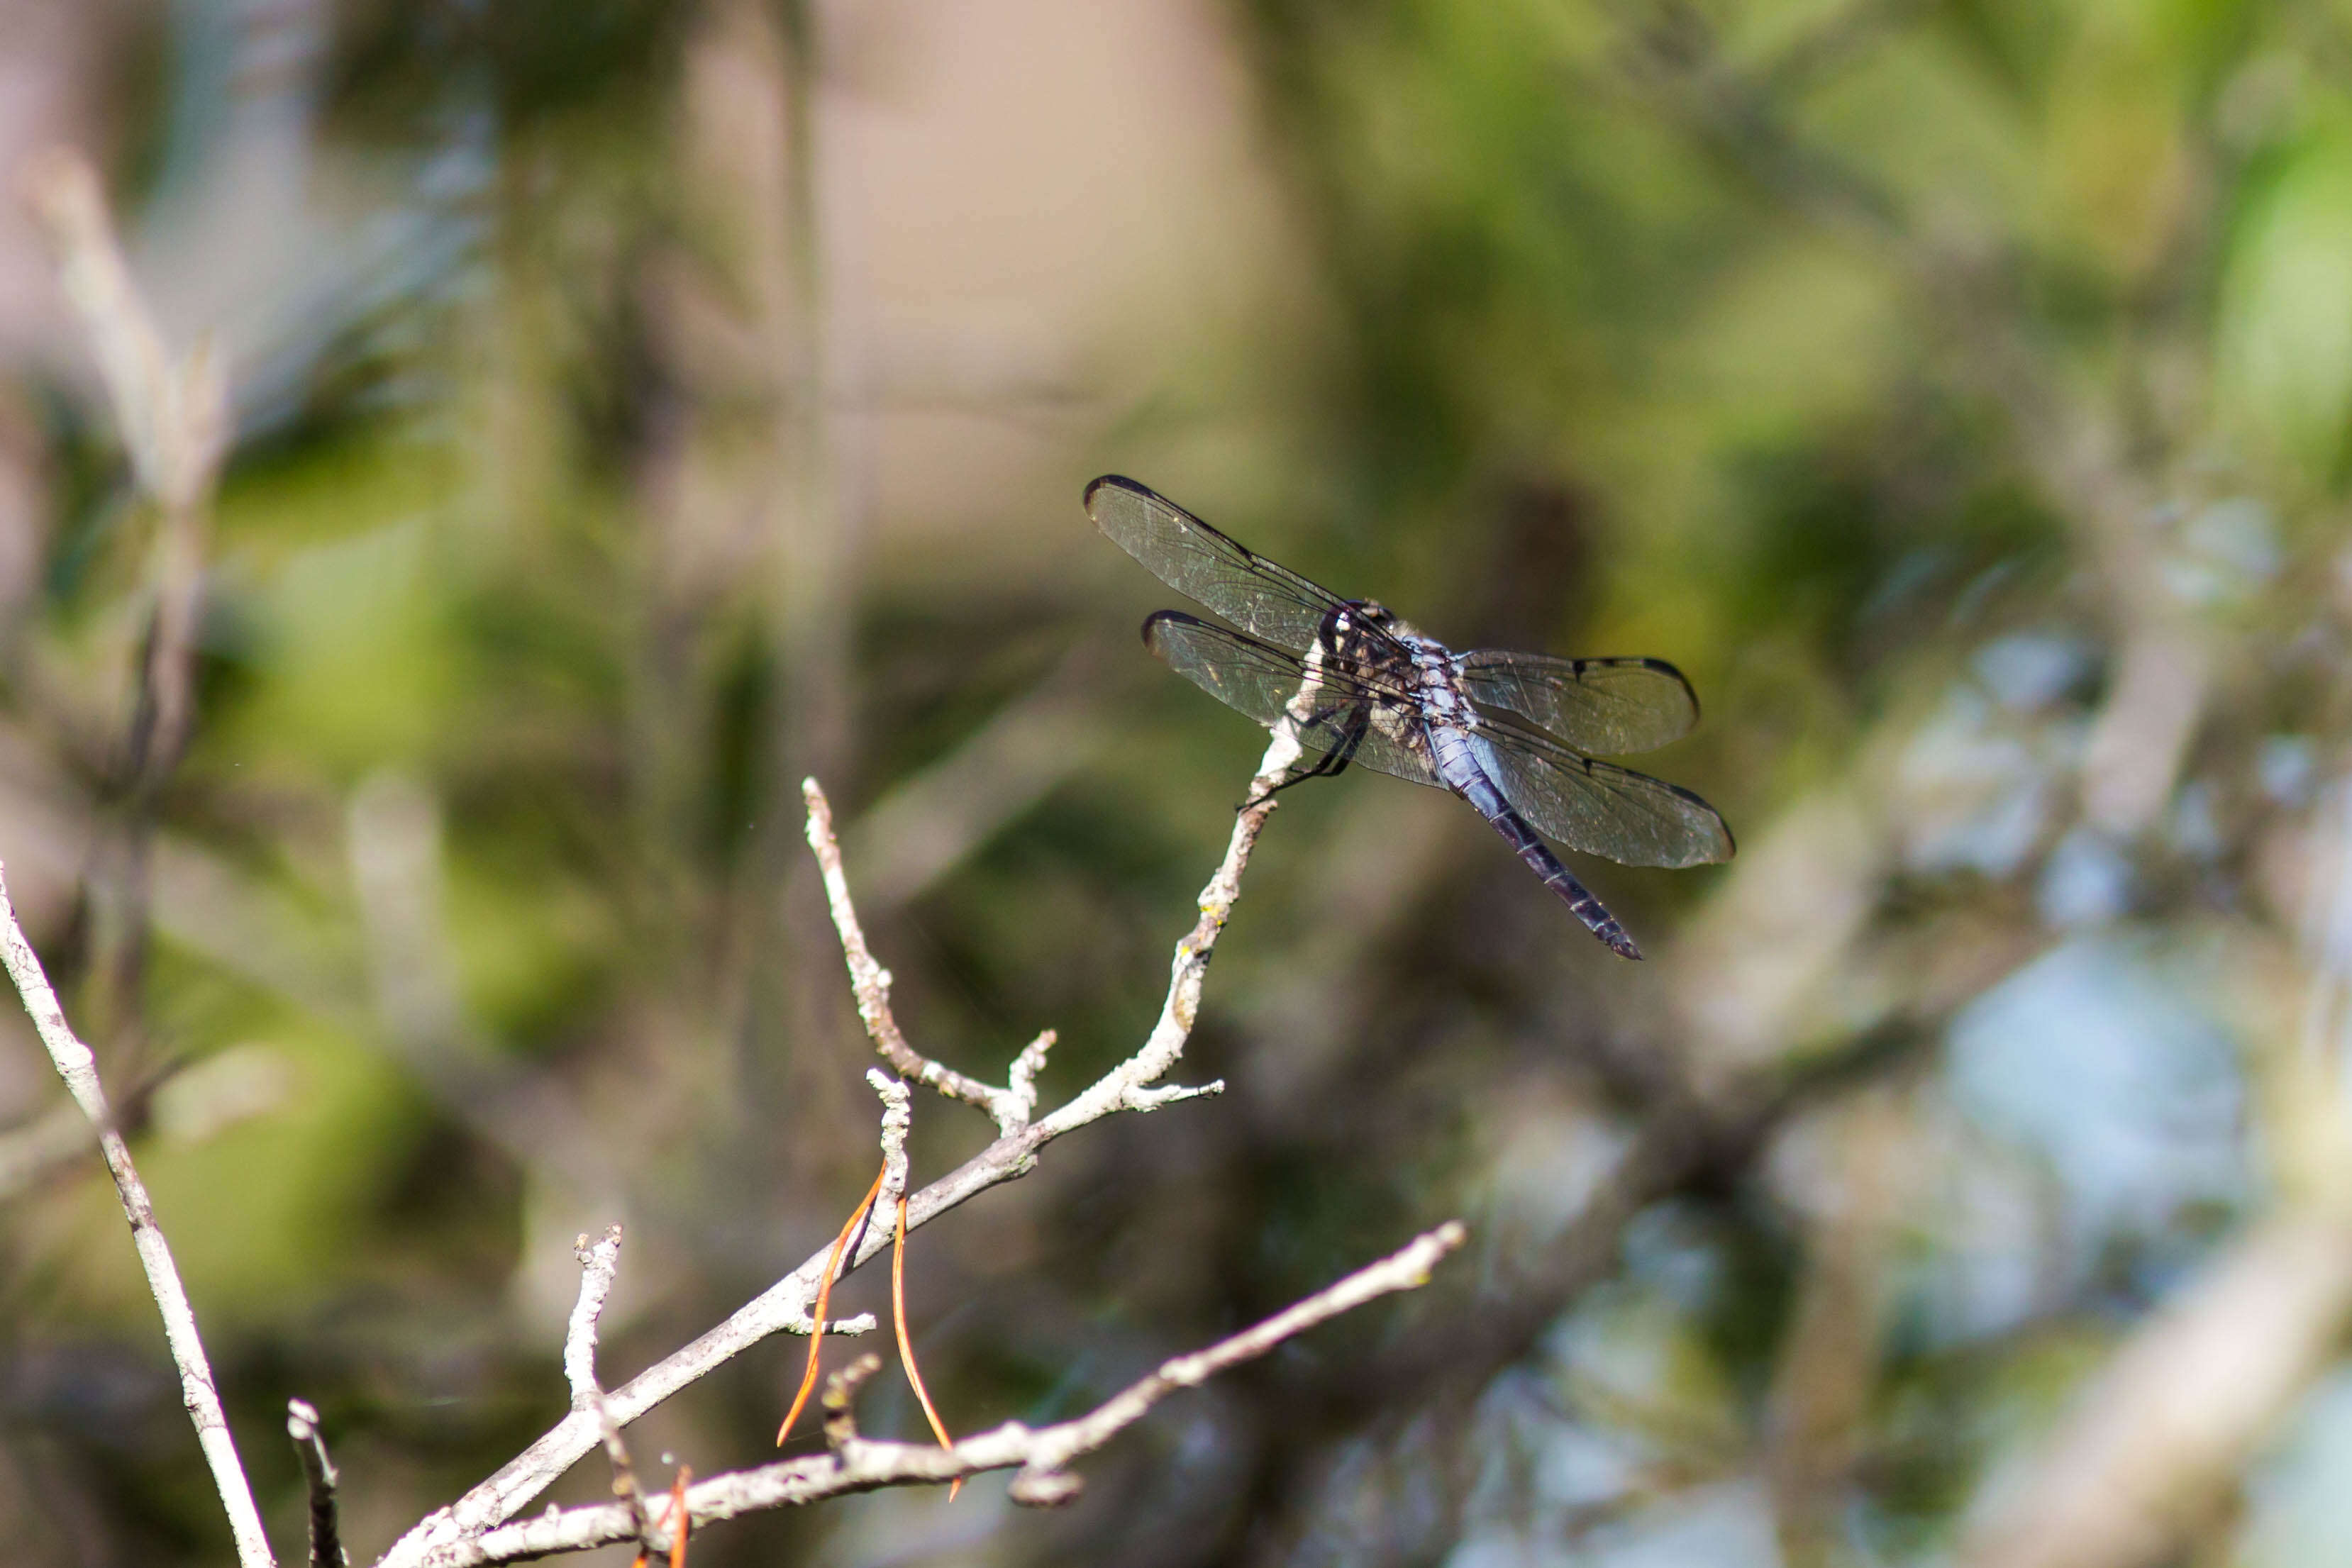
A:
[{"left": 1431, "top": 727, "right": 1644, "bottom": 960}]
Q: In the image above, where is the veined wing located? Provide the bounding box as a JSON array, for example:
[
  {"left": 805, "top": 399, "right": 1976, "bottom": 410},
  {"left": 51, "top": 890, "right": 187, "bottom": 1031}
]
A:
[
  {"left": 1142, "top": 612, "right": 1441, "bottom": 787},
  {"left": 1453, "top": 651, "right": 1699, "bottom": 755},
  {"left": 1473, "top": 710, "right": 1734, "bottom": 869},
  {"left": 1143, "top": 612, "right": 1733, "bottom": 868},
  {"left": 1089, "top": 476, "right": 1352, "bottom": 655}
]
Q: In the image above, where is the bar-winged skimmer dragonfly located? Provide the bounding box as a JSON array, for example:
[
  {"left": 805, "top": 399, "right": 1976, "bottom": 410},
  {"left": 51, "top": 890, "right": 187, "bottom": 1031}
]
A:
[{"left": 1088, "top": 476, "right": 1733, "bottom": 959}]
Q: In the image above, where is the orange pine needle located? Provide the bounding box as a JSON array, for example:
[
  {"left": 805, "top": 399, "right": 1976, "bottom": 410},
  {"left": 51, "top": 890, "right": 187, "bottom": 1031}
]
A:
[
  {"left": 777, "top": 1161, "right": 887, "bottom": 1447},
  {"left": 892, "top": 1193, "right": 960, "bottom": 1500},
  {"left": 665, "top": 1466, "right": 692, "bottom": 1568}
]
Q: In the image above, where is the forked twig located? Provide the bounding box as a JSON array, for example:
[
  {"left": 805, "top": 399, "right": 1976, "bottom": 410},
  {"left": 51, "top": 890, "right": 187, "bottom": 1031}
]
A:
[
  {"left": 381, "top": 733, "right": 1299, "bottom": 1567},
  {"left": 411, "top": 1222, "right": 1468, "bottom": 1566},
  {"left": 804, "top": 780, "right": 1029, "bottom": 1130}
]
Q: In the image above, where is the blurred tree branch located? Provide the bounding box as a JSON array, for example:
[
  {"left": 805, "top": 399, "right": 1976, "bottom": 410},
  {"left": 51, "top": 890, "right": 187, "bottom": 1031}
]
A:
[
  {"left": 1626, "top": 0, "right": 2214, "bottom": 837},
  {"left": 0, "top": 862, "right": 270, "bottom": 1567},
  {"left": 21, "top": 147, "right": 229, "bottom": 1053}
]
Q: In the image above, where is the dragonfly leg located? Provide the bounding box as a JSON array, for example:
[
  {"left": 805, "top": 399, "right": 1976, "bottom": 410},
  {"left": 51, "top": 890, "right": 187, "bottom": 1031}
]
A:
[
  {"left": 1239, "top": 704, "right": 1370, "bottom": 811},
  {"left": 1243, "top": 763, "right": 1330, "bottom": 810}
]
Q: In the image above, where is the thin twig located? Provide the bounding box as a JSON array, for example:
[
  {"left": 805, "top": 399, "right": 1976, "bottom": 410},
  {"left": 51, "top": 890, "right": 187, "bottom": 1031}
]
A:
[
  {"left": 821, "top": 1353, "right": 887, "bottom": 1452},
  {"left": 287, "top": 1399, "right": 348, "bottom": 1568},
  {"left": 1004, "top": 1029, "right": 1054, "bottom": 1128},
  {"left": 563, "top": 1227, "right": 625, "bottom": 1411},
  {"left": 1026, "top": 733, "right": 1302, "bottom": 1135},
  {"left": 562, "top": 1229, "right": 658, "bottom": 1562},
  {"left": 591, "top": 1388, "right": 653, "bottom": 1564},
  {"left": 867, "top": 1069, "right": 912, "bottom": 1213},
  {"left": 802, "top": 779, "right": 1028, "bottom": 1130},
  {"left": 380, "top": 733, "right": 1294, "bottom": 1567},
  {"left": 407, "top": 1222, "right": 1468, "bottom": 1567},
  {"left": 0, "top": 864, "right": 272, "bottom": 1568}
]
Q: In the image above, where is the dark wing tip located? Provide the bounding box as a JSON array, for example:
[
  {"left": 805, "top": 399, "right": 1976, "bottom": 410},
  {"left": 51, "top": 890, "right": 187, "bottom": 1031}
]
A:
[
  {"left": 1085, "top": 474, "right": 1155, "bottom": 513},
  {"left": 1631, "top": 656, "right": 1702, "bottom": 725},
  {"left": 1139, "top": 608, "right": 1203, "bottom": 653},
  {"left": 1646, "top": 776, "right": 1734, "bottom": 864}
]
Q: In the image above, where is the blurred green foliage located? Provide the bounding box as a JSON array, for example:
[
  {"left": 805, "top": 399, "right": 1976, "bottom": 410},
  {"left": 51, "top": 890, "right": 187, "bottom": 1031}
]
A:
[{"left": 9, "top": 0, "right": 2352, "bottom": 1564}]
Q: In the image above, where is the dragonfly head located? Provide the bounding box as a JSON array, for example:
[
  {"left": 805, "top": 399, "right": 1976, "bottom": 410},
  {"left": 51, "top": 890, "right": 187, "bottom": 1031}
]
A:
[
  {"left": 1321, "top": 599, "right": 1421, "bottom": 660},
  {"left": 1348, "top": 599, "right": 1429, "bottom": 644}
]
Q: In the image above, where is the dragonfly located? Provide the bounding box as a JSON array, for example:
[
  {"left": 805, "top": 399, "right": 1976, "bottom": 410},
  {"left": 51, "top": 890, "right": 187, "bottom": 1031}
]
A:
[{"left": 1087, "top": 475, "right": 1734, "bottom": 960}]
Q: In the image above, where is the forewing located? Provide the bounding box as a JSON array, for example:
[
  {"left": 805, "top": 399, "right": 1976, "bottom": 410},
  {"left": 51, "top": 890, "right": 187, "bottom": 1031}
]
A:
[
  {"left": 1476, "top": 714, "right": 1734, "bottom": 868},
  {"left": 1089, "top": 476, "right": 1350, "bottom": 654},
  {"left": 1143, "top": 612, "right": 1442, "bottom": 788},
  {"left": 1453, "top": 651, "right": 1699, "bottom": 754}
]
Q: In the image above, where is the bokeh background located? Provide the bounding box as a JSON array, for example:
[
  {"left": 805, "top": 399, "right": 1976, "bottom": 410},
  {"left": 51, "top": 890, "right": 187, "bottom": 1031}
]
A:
[{"left": 2, "top": 0, "right": 2351, "bottom": 1564}]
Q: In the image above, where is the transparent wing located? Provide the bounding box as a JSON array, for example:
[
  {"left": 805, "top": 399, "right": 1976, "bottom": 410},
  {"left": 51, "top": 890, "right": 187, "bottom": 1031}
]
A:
[
  {"left": 1475, "top": 712, "right": 1736, "bottom": 868},
  {"left": 1142, "top": 612, "right": 1442, "bottom": 787},
  {"left": 1452, "top": 651, "right": 1699, "bottom": 755},
  {"left": 1145, "top": 613, "right": 1734, "bottom": 864},
  {"left": 1089, "top": 476, "right": 1351, "bottom": 654}
]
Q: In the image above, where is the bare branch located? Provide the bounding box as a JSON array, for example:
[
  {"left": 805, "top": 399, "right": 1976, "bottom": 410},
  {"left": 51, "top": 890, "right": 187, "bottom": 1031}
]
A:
[
  {"left": 867, "top": 1069, "right": 911, "bottom": 1212},
  {"left": 0, "top": 864, "right": 272, "bottom": 1568},
  {"left": 287, "top": 1400, "right": 350, "bottom": 1568},
  {"left": 562, "top": 1227, "right": 624, "bottom": 1412},
  {"left": 821, "top": 1353, "right": 887, "bottom": 1453},
  {"left": 1004, "top": 1029, "right": 1054, "bottom": 1130},
  {"left": 587, "top": 1385, "right": 653, "bottom": 1564},
  {"left": 1002, "top": 1218, "right": 1468, "bottom": 1496},
  {"left": 23, "top": 146, "right": 228, "bottom": 784},
  {"left": 1121, "top": 1079, "right": 1225, "bottom": 1112},
  {"left": 559, "top": 1228, "right": 664, "bottom": 1563},
  {"left": 1956, "top": 1211, "right": 2352, "bottom": 1568},
  {"left": 1035, "top": 734, "right": 1293, "bottom": 1135},
  {"left": 379, "top": 737, "right": 1294, "bottom": 1567},
  {"left": 405, "top": 1222, "right": 1468, "bottom": 1567},
  {"left": 803, "top": 778, "right": 1027, "bottom": 1130}
]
